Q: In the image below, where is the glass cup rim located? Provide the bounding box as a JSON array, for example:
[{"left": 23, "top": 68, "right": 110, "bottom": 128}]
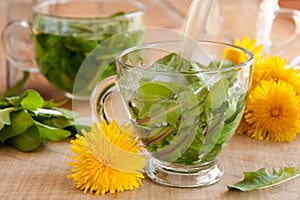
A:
[
  {"left": 116, "top": 40, "right": 254, "bottom": 74},
  {"left": 32, "top": 0, "right": 145, "bottom": 21}
]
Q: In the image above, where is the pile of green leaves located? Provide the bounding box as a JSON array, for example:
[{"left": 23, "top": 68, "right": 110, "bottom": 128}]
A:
[
  {"left": 125, "top": 53, "right": 248, "bottom": 164},
  {"left": 0, "top": 89, "right": 81, "bottom": 152}
]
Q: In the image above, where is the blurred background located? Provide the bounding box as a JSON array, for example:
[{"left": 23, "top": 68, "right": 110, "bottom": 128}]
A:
[{"left": 0, "top": 0, "right": 299, "bottom": 100}]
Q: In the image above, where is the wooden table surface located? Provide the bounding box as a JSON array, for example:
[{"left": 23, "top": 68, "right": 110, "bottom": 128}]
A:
[{"left": 1, "top": 0, "right": 300, "bottom": 200}]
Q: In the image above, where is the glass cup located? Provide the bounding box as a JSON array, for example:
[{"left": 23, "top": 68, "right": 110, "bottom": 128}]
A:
[
  {"left": 91, "top": 40, "right": 254, "bottom": 187},
  {"left": 205, "top": 0, "right": 300, "bottom": 60},
  {"left": 2, "top": 0, "right": 145, "bottom": 100}
]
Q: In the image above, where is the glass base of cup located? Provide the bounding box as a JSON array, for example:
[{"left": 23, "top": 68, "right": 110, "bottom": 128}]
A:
[{"left": 146, "top": 158, "right": 224, "bottom": 188}]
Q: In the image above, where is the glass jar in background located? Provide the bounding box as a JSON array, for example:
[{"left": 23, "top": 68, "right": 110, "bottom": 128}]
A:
[
  {"left": 2, "top": 0, "right": 145, "bottom": 100},
  {"left": 204, "top": 0, "right": 300, "bottom": 61}
]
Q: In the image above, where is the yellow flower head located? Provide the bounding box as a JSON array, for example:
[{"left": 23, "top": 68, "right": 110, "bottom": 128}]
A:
[
  {"left": 67, "top": 120, "right": 146, "bottom": 196},
  {"left": 234, "top": 35, "right": 263, "bottom": 60},
  {"left": 244, "top": 80, "right": 300, "bottom": 142},
  {"left": 253, "top": 56, "right": 300, "bottom": 93},
  {"left": 223, "top": 47, "right": 247, "bottom": 65},
  {"left": 233, "top": 36, "right": 300, "bottom": 142},
  {"left": 223, "top": 35, "right": 262, "bottom": 65}
]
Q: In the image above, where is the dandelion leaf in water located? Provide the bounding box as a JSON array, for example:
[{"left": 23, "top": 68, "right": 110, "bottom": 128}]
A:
[
  {"left": 132, "top": 81, "right": 187, "bottom": 125},
  {"left": 151, "top": 53, "right": 196, "bottom": 71},
  {"left": 151, "top": 53, "right": 235, "bottom": 72}
]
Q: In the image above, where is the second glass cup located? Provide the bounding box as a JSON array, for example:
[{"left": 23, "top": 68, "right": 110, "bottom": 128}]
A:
[
  {"left": 2, "top": 0, "right": 145, "bottom": 100},
  {"left": 91, "top": 40, "right": 254, "bottom": 187}
]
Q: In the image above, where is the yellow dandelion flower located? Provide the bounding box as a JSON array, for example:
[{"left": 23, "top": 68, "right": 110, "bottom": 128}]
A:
[
  {"left": 244, "top": 80, "right": 300, "bottom": 142},
  {"left": 234, "top": 35, "right": 263, "bottom": 60},
  {"left": 223, "top": 36, "right": 262, "bottom": 65},
  {"left": 253, "top": 56, "right": 300, "bottom": 93},
  {"left": 223, "top": 47, "right": 247, "bottom": 65},
  {"left": 67, "top": 120, "right": 146, "bottom": 196}
]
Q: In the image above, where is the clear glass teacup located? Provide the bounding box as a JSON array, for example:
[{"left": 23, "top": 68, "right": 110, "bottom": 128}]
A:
[
  {"left": 205, "top": 0, "right": 300, "bottom": 61},
  {"left": 2, "top": 0, "right": 145, "bottom": 100},
  {"left": 91, "top": 40, "right": 254, "bottom": 187}
]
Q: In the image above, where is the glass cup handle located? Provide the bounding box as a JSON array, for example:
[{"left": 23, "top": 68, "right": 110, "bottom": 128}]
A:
[
  {"left": 272, "top": 8, "right": 300, "bottom": 52},
  {"left": 1, "top": 20, "right": 39, "bottom": 73},
  {"left": 90, "top": 75, "right": 118, "bottom": 123}
]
